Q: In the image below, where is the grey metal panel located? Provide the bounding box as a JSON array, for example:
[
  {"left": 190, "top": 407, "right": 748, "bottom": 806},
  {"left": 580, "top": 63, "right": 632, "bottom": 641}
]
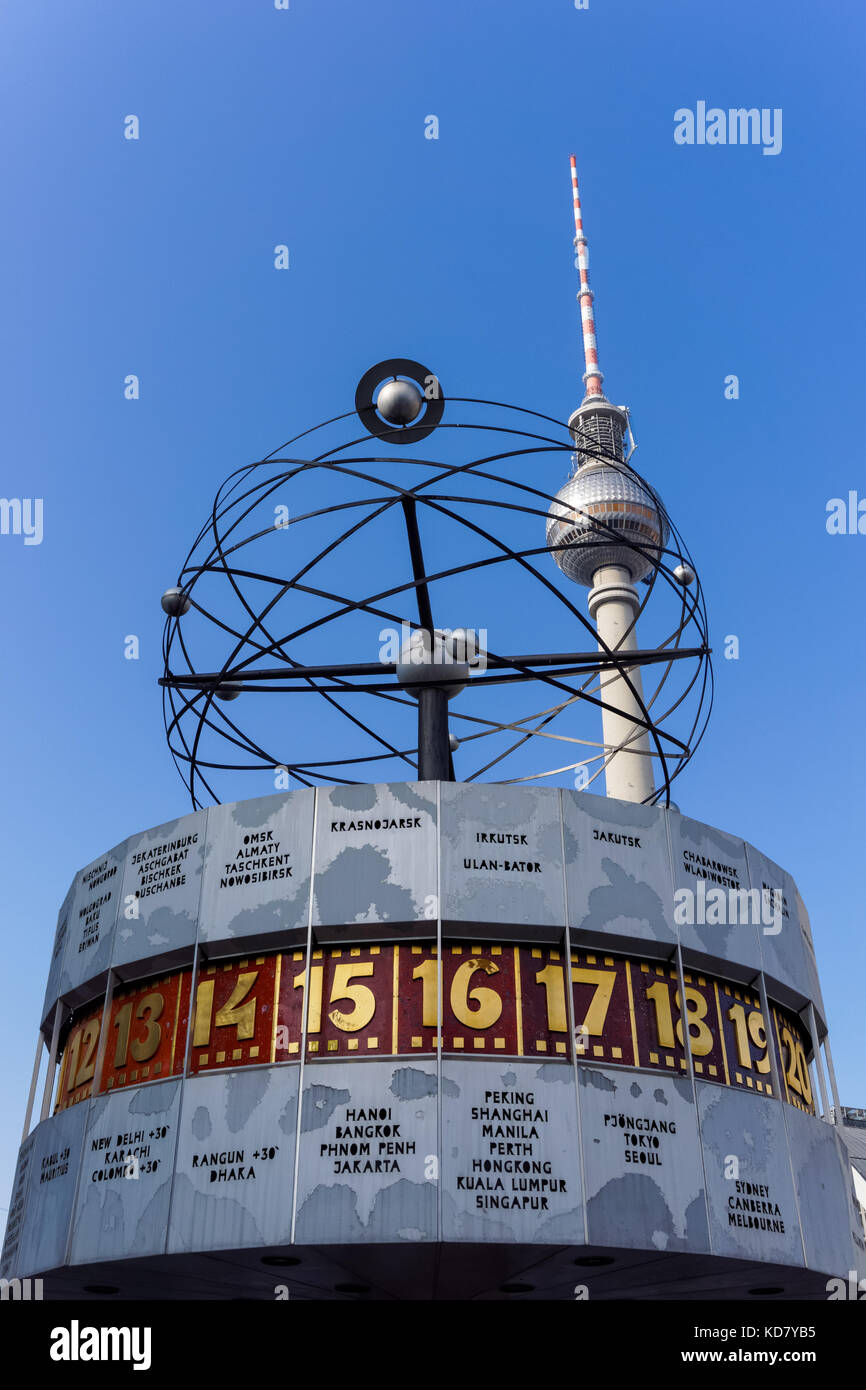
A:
[
  {"left": 199, "top": 792, "right": 314, "bottom": 947},
  {"left": 785, "top": 1104, "right": 861, "bottom": 1276},
  {"left": 669, "top": 813, "right": 761, "bottom": 974},
  {"left": 59, "top": 842, "right": 126, "bottom": 999},
  {"left": 41, "top": 882, "right": 75, "bottom": 1026},
  {"left": 579, "top": 1065, "right": 710, "bottom": 1254},
  {"left": 696, "top": 1082, "right": 803, "bottom": 1267},
  {"left": 68, "top": 1079, "right": 181, "bottom": 1265},
  {"left": 168, "top": 1066, "right": 299, "bottom": 1253},
  {"left": 113, "top": 810, "right": 207, "bottom": 970},
  {"left": 793, "top": 886, "right": 826, "bottom": 1022},
  {"left": 294, "top": 1060, "right": 438, "bottom": 1244},
  {"left": 312, "top": 784, "right": 437, "bottom": 932},
  {"left": 15, "top": 1105, "right": 89, "bottom": 1277},
  {"left": 440, "top": 784, "right": 565, "bottom": 929},
  {"left": 563, "top": 790, "right": 674, "bottom": 946},
  {"left": 440, "top": 1059, "right": 583, "bottom": 1244},
  {"left": 0, "top": 1132, "right": 37, "bottom": 1280},
  {"left": 746, "top": 842, "right": 811, "bottom": 1005}
]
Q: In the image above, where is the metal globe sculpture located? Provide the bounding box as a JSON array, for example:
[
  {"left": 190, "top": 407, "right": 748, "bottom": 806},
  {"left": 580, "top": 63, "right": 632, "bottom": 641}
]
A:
[{"left": 160, "top": 363, "right": 712, "bottom": 811}]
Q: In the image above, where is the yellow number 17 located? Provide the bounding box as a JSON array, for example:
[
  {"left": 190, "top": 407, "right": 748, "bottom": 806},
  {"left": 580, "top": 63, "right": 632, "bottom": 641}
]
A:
[{"left": 535, "top": 963, "right": 615, "bottom": 1037}]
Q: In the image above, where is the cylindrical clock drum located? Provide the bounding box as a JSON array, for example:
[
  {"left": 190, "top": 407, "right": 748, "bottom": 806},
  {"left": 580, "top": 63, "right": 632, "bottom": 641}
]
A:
[{"left": 3, "top": 783, "right": 864, "bottom": 1300}]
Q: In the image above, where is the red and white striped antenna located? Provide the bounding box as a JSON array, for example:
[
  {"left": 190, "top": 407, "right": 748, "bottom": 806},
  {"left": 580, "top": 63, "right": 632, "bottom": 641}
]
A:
[{"left": 570, "top": 154, "right": 605, "bottom": 401}]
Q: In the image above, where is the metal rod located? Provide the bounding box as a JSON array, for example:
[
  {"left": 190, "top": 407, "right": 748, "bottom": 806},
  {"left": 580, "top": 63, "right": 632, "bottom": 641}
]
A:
[
  {"left": 822, "top": 1031, "right": 843, "bottom": 1119},
  {"left": 40, "top": 1007, "right": 62, "bottom": 1123},
  {"left": 161, "top": 645, "right": 709, "bottom": 689},
  {"left": 805, "top": 1001, "right": 831, "bottom": 1121},
  {"left": 92, "top": 970, "right": 116, "bottom": 1100},
  {"left": 755, "top": 971, "right": 784, "bottom": 1106},
  {"left": 417, "top": 687, "right": 451, "bottom": 780},
  {"left": 401, "top": 497, "right": 436, "bottom": 633},
  {"left": 22, "top": 1032, "right": 44, "bottom": 1141},
  {"left": 290, "top": 788, "right": 319, "bottom": 1244}
]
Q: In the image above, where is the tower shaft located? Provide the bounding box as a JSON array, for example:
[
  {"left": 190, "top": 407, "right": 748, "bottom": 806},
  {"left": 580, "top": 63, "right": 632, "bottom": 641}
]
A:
[{"left": 588, "top": 566, "right": 656, "bottom": 802}]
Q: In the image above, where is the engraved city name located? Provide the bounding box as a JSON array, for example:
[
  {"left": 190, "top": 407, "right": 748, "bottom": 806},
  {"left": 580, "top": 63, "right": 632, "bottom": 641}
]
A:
[
  {"left": 463, "top": 859, "right": 543, "bottom": 872},
  {"left": 727, "top": 1179, "right": 785, "bottom": 1233},
  {"left": 457, "top": 1088, "right": 571, "bottom": 1209},
  {"left": 593, "top": 828, "right": 641, "bottom": 847},
  {"left": 131, "top": 833, "right": 198, "bottom": 898},
  {"left": 330, "top": 817, "right": 423, "bottom": 832},
  {"left": 220, "top": 828, "right": 292, "bottom": 888},
  {"left": 603, "top": 1111, "right": 678, "bottom": 1167},
  {"left": 681, "top": 850, "right": 740, "bottom": 887},
  {"left": 319, "top": 1105, "right": 414, "bottom": 1172}
]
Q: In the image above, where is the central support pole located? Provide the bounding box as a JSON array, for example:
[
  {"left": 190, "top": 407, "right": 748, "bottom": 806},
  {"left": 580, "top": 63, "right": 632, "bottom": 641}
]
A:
[
  {"left": 588, "top": 564, "right": 655, "bottom": 803},
  {"left": 417, "top": 685, "right": 451, "bottom": 780},
  {"left": 401, "top": 494, "right": 456, "bottom": 781}
]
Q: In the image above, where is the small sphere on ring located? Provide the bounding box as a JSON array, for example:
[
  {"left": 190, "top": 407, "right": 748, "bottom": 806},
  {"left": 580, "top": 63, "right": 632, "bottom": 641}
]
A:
[
  {"left": 673, "top": 563, "right": 696, "bottom": 587},
  {"left": 161, "top": 587, "right": 191, "bottom": 617},
  {"left": 376, "top": 378, "right": 424, "bottom": 425},
  {"left": 215, "top": 682, "right": 242, "bottom": 701}
]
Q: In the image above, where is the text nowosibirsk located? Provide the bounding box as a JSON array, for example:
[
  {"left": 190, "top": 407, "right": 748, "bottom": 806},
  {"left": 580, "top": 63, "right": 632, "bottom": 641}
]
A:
[{"left": 220, "top": 829, "right": 292, "bottom": 888}]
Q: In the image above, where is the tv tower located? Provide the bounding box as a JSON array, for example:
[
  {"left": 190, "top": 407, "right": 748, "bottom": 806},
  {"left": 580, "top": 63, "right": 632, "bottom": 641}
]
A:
[{"left": 547, "top": 155, "right": 669, "bottom": 804}]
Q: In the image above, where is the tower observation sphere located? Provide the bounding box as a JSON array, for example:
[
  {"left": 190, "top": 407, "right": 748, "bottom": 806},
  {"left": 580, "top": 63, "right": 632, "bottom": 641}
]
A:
[{"left": 546, "top": 456, "right": 669, "bottom": 588}]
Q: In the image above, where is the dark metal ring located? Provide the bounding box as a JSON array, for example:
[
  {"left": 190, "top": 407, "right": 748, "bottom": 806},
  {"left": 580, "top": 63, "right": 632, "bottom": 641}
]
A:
[{"left": 354, "top": 358, "right": 445, "bottom": 444}]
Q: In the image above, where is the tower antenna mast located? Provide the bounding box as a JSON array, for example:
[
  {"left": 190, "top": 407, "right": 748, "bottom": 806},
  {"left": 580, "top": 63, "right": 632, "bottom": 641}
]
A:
[{"left": 570, "top": 153, "right": 605, "bottom": 402}]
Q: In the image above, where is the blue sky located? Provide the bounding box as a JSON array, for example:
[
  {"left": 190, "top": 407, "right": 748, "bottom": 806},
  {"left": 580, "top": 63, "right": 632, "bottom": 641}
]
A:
[{"left": 1, "top": 0, "right": 864, "bottom": 1230}]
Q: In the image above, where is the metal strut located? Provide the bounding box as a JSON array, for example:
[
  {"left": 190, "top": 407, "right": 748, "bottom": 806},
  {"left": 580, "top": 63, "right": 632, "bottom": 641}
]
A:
[{"left": 401, "top": 496, "right": 454, "bottom": 780}]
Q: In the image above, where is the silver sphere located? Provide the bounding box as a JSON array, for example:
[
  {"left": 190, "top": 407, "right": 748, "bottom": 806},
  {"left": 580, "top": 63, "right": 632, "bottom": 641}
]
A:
[
  {"left": 376, "top": 378, "right": 424, "bottom": 426},
  {"left": 546, "top": 463, "right": 668, "bottom": 587},
  {"left": 673, "top": 562, "right": 696, "bottom": 587},
  {"left": 449, "top": 733, "right": 460, "bottom": 751},
  {"left": 395, "top": 629, "right": 469, "bottom": 699},
  {"left": 215, "top": 682, "right": 242, "bottom": 701},
  {"left": 446, "top": 628, "right": 481, "bottom": 664},
  {"left": 161, "top": 587, "right": 191, "bottom": 617}
]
